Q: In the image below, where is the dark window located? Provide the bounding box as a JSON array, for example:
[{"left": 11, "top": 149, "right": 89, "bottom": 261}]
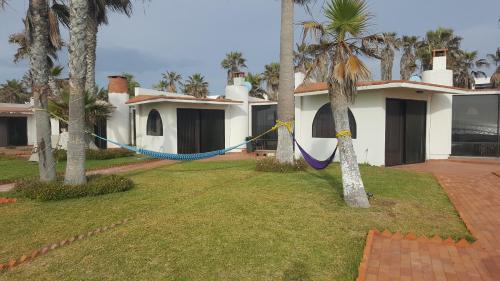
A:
[
  {"left": 312, "top": 103, "right": 357, "bottom": 138},
  {"left": 146, "top": 109, "right": 163, "bottom": 136},
  {"left": 452, "top": 95, "right": 500, "bottom": 157},
  {"left": 252, "top": 105, "right": 277, "bottom": 150}
]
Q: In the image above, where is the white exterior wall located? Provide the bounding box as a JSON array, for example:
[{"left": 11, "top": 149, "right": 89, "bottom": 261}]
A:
[
  {"left": 27, "top": 115, "right": 36, "bottom": 146},
  {"left": 135, "top": 102, "right": 231, "bottom": 153},
  {"left": 295, "top": 89, "right": 452, "bottom": 166},
  {"left": 107, "top": 93, "right": 130, "bottom": 148},
  {"left": 225, "top": 83, "right": 249, "bottom": 152}
]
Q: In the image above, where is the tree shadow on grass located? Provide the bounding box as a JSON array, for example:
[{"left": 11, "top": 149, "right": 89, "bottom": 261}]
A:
[{"left": 304, "top": 169, "right": 344, "bottom": 197}]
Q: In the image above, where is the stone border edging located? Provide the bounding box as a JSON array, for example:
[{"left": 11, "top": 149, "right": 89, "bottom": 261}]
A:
[{"left": 0, "top": 218, "right": 130, "bottom": 272}]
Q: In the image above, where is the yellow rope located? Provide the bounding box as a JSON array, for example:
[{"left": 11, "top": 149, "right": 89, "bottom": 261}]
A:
[
  {"left": 275, "top": 120, "right": 294, "bottom": 133},
  {"left": 336, "top": 130, "right": 352, "bottom": 138}
]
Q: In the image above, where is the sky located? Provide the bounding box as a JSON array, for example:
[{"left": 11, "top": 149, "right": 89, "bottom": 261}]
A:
[{"left": 0, "top": 0, "right": 499, "bottom": 95}]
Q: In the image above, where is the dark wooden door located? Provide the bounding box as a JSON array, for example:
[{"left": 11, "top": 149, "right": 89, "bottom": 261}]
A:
[
  {"left": 404, "top": 100, "right": 427, "bottom": 164},
  {"left": 385, "top": 99, "right": 405, "bottom": 166},
  {"left": 385, "top": 99, "right": 427, "bottom": 166},
  {"left": 0, "top": 118, "right": 8, "bottom": 147},
  {"left": 177, "top": 109, "right": 225, "bottom": 154}
]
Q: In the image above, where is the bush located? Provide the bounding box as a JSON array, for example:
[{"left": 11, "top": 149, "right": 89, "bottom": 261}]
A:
[
  {"left": 255, "top": 157, "right": 308, "bottom": 173},
  {"left": 53, "top": 148, "right": 135, "bottom": 161},
  {"left": 15, "top": 175, "right": 134, "bottom": 201}
]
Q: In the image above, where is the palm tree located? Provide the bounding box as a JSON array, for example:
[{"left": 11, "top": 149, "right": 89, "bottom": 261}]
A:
[
  {"left": 65, "top": 0, "right": 88, "bottom": 185},
  {"left": 182, "top": 74, "right": 209, "bottom": 98},
  {"left": 400, "top": 35, "right": 418, "bottom": 80},
  {"left": 122, "top": 72, "right": 140, "bottom": 96},
  {"left": 262, "top": 63, "right": 280, "bottom": 101},
  {"left": 487, "top": 48, "right": 500, "bottom": 88},
  {"left": 246, "top": 72, "right": 267, "bottom": 99},
  {"left": 380, "top": 32, "right": 400, "bottom": 80},
  {"left": 416, "top": 28, "right": 462, "bottom": 71},
  {"left": 85, "top": 0, "right": 132, "bottom": 95},
  {"left": 161, "top": 71, "right": 182, "bottom": 92},
  {"left": 453, "top": 50, "right": 489, "bottom": 89},
  {"left": 276, "top": 0, "right": 315, "bottom": 164},
  {"left": 221, "top": 51, "right": 247, "bottom": 84},
  {"left": 28, "top": 0, "right": 57, "bottom": 182},
  {"left": 301, "top": 0, "right": 381, "bottom": 208},
  {"left": 0, "top": 79, "right": 30, "bottom": 103}
]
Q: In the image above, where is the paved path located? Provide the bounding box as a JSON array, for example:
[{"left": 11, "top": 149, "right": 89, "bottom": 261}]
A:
[
  {"left": 358, "top": 160, "right": 500, "bottom": 281},
  {"left": 0, "top": 153, "right": 259, "bottom": 193}
]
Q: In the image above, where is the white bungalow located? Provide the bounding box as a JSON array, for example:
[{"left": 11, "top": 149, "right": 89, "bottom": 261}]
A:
[{"left": 2, "top": 50, "right": 500, "bottom": 166}]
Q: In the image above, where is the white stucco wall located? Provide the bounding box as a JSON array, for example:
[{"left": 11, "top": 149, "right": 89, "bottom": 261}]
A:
[
  {"left": 107, "top": 92, "right": 130, "bottom": 148},
  {"left": 225, "top": 84, "right": 249, "bottom": 152},
  {"left": 295, "top": 89, "right": 452, "bottom": 166},
  {"left": 27, "top": 115, "right": 36, "bottom": 146},
  {"left": 135, "top": 102, "right": 231, "bottom": 153}
]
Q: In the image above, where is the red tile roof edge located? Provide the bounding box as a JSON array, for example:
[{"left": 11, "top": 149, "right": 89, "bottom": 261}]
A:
[
  {"left": 126, "top": 95, "right": 242, "bottom": 105},
  {"left": 294, "top": 80, "right": 498, "bottom": 94}
]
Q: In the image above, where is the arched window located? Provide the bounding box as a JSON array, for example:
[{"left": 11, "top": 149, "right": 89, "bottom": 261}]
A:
[
  {"left": 146, "top": 109, "right": 163, "bottom": 136},
  {"left": 312, "top": 103, "right": 357, "bottom": 139}
]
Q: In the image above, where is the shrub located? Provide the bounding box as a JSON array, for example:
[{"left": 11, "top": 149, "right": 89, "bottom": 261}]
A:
[
  {"left": 53, "top": 148, "right": 135, "bottom": 161},
  {"left": 255, "top": 157, "right": 308, "bottom": 173},
  {"left": 15, "top": 175, "right": 134, "bottom": 201}
]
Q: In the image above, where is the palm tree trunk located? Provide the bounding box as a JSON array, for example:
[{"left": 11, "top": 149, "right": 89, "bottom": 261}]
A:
[
  {"left": 329, "top": 84, "right": 370, "bottom": 208},
  {"left": 85, "top": 16, "right": 97, "bottom": 95},
  {"left": 381, "top": 48, "right": 394, "bottom": 81},
  {"left": 65, "top": 0, "right": 88, "bottom": 185},
  {"left": 276, "top": 0, "right": 295, "bottom": 164},
  {"left": 29, "top": 0, "right": 56, "bottom": 182},
  {"left": 48, "top": 75, "right": 59, "bottom": 96}
]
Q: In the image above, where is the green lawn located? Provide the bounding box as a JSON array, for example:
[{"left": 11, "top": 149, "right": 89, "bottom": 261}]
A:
[
  {"left": 0, "top": 155, "right": 151, "bottom": 183},
  {"left": 0, "top": 160, "right": 469, "bottom": 280}
]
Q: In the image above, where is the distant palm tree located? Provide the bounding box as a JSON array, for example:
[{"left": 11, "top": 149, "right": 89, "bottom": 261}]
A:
[
  {"left": 0, "top": 79, "right": 30, "bottom": 103},
  {"left": 487, "top": 48, "right": 500, "bottom": 88},
  {"left": 400, "top": 35, "right": 418, "bottom": 80},
  {"left": 122, "top": 72, "right": 140, "bottom": 96},
  {"left": 162, "top": 71, "right": 182, "bottom": 92},
  {"left": 380, "top": 32, "right": 400, "bottom": 80},
  {"left": 453, "top": 50, "right": 489, "bottom": 89},
  {"left": 262, "top": 63, "right": 280, "bottom": 101},
  {"left": 86, "top": 0, "right": 132, "bottom": 95},
  {"left": 182, "top": 74, "right": 209, "bottom": 98},
  {"left": 301, "top": 0, "right": 381, "bottom": 208},
  {"left": 245, "top": 72, "right": 267, "bottom": 99},
  {"left": 65, "top": 0, "right": 89, "bottom": 185},
  {"left": 221, "top": 51, "right": 247, "bottom": 84},
  {"left": 416, "top": 28, "right": 462, "bottom": 71}
]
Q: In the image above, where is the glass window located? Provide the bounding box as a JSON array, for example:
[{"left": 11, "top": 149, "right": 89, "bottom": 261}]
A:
[
  {"left": 312, "top": 103, "right": 357, "bottom": 139},
  {"left": 146, "top": 109, "right": 163, "bottom": 136}
]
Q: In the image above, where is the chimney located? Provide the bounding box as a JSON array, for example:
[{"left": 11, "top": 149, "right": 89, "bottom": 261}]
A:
[
  {"left": 108, "top": 75, "right": 128, "bottom": 94},
  {"left": 233, "top": 72, "right": 246, "bottom": 86},
  {"left": 295, "top": 72, "right": 306, "bottom": 89},
  {"left": 422, "top": 49, "right": 453, "bottom": 86}
]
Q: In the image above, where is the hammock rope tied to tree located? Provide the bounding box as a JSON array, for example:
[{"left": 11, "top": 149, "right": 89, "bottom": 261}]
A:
[{"left": 50, "top": 112, "right": 348, "bottom": 169}]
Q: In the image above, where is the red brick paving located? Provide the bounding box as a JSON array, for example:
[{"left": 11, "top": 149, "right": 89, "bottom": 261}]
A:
[{"left": 357, "top": 160, "right": 500, "bottom": 281}]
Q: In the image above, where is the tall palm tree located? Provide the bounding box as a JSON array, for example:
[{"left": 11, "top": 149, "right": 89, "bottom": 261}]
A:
[
  {"left": 453, "top": 50, "right": 489, "bottom": 89},
  {"left": 487, "top": 48, "right": 500, "bottom": 88},
  {"left": 65, "top": 0, "right": 88, "bottom": 185},
  {"left": 416, "top": 28, "right": 462, "bottom": 71},
  {"left": 245, "top": 72, "right": 267, "bottom": 99},
  {"left": 122, "top": 72, "right": 140, "bottom": 96},
  {"left": 162, "top": 71, "right": 182, "bottom": 92},
  {"left": 380, "top": 32, "right": 400, "bottom": 80},
  {"left": 262, "top": 63, "right": 280, "bottom": 101},
  {"left": 276, "top": 0, "right": 315, "bottom": 164},
  {"left": 301, "top": 0, "right": 381, "bottom": 208},
  {"left": 182, "top": 74, "right": 209, "bottom": 98},
  {"left": 400, "top": 35, "right": 418, "bottom": 80},
  {"left": 221, "top": 51, "right": 247, "bottom": 84},
  {"left": 86, "top": 0, "right": 132, "bottom": 95},
  {"left": 0, "top": 79, "right": 30, "bottom": 103},
  {"left": 28, "top": 0, "right": 57, "bottom": 182}
]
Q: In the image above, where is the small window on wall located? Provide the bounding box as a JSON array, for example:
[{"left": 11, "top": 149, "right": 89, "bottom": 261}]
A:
[
  {"left": 146, "top": 109, "right": 163, "bottom": 136},
  {"left": 312, "top": 103, "right": 357, "bottom": 138}
]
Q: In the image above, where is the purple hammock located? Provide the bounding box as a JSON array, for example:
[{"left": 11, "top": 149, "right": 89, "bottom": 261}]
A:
[{"left": 294, "top": 140, "right": 338, "bottom": 170}]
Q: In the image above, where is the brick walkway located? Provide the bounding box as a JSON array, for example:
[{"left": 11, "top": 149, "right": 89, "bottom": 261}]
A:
[{"left": 357, "top": 160, "right": 500, "bottom": 281}]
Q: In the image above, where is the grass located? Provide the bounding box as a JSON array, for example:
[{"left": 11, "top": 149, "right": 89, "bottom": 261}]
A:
[
  {"left": 0, "top": 155, "right": 151, "bottom": 183},
  {"left": 0, "top": 160, "right": 469, "bottom": 280}
]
